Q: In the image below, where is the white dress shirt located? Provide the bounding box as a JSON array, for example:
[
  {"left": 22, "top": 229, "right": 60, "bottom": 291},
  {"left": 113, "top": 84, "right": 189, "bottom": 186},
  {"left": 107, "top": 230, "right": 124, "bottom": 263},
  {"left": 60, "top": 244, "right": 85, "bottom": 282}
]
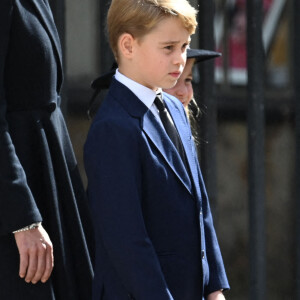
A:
[{"left": 114, "top": 69, "right": 163, "bottom": 125}]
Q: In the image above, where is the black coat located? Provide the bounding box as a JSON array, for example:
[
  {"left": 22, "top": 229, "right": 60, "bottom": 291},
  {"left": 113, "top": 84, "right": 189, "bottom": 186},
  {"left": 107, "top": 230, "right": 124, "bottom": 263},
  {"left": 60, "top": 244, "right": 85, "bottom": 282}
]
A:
[{"left": 0, "top": 0, "right": 94, "bottom": 299}]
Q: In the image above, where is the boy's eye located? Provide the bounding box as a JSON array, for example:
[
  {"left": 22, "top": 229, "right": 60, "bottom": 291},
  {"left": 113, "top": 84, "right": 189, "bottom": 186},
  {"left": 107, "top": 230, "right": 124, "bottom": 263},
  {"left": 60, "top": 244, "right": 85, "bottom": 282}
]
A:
[
  {"left": 164, "top": 45, "right": 174, "bottom": 51},
  {"left": 185, "top": 78, "right": 193, "bottom": 83},
  {"left": 182, "top": 43, "right": 189, "bottom": 51}
]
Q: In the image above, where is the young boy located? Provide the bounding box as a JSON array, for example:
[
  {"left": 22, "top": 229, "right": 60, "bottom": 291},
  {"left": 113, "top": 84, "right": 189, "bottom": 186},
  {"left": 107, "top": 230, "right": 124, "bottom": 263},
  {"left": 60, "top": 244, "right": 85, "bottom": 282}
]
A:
[{"left": 84, "top": 0, "right": 229, "bottom": 299}]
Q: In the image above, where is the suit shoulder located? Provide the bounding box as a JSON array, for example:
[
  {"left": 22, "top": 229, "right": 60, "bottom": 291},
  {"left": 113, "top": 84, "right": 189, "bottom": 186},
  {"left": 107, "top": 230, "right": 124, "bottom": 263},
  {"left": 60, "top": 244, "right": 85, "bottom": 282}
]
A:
[
  {"left": 87, "top": 102, "right": 140, "bottom": 145},
  {"left": 163, "top": 92, "right": 188, "bottom": 121},
  {"left": 163, "top": 92, "right": 185, "bottom": 111},
  {"left": 84, "top": 109, "right": 141, "bottom": 162}
]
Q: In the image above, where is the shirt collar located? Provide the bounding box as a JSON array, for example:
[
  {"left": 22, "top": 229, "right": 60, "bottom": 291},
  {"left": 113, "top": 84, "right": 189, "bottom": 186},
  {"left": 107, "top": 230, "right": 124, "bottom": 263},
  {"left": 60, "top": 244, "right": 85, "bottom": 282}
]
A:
[{"left": 115, "top": 69, "right": 161, "bottom": 109}]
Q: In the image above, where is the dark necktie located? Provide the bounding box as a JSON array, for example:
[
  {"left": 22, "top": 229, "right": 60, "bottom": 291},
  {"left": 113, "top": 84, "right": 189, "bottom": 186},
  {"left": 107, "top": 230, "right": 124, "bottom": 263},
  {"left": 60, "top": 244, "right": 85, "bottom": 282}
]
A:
[{"left": 154, "top": 94, "right": 189, "bottom": 170}]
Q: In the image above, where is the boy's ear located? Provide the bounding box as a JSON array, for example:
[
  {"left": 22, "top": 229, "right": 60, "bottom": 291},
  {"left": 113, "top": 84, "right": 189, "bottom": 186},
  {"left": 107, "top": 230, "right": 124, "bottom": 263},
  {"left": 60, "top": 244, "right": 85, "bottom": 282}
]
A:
[{"left": 118, "top": 33, "right": 135, "bottom": 59}]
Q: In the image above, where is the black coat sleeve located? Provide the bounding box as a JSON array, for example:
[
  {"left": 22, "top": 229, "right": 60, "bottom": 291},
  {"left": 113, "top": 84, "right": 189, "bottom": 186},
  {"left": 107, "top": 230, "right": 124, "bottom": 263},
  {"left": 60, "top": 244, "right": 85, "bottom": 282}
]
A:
[{"left": 0, "top": 0, "right": 42, "bottom": 236}]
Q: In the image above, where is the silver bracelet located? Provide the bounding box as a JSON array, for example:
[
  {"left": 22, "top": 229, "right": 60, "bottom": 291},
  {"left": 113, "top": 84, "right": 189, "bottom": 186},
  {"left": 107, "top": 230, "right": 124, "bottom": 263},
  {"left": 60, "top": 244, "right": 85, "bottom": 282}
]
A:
[{"left": 13, "top": 222, "right": 41, "bottom": 234}]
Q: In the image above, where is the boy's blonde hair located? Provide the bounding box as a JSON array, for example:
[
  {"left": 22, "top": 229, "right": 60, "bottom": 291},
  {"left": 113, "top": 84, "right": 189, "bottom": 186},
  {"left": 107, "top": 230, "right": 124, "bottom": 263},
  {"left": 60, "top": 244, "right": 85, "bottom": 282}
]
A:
[{"left": 107, "top": 0, "right": 198, "bottom": 60}]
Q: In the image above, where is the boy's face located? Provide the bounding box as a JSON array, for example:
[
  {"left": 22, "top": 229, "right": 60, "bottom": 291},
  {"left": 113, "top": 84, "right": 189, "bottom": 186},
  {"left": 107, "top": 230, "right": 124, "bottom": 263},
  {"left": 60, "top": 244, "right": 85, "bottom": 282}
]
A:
[{"left": 121, "top": 17, "right": 190, "bottom": 91}]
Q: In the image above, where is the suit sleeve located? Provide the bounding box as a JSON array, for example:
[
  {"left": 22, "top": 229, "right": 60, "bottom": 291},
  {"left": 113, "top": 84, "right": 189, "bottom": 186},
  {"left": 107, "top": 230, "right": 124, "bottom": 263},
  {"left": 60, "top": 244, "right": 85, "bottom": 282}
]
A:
[
  {"left": 84, "top": 120, "right": 174, "bottom": 300},
  {"left": 0, "top": 0, "right": 42, "bottom": 236},
  {"left": 199, "top": 172, "right": 230, "bottom": 295}
]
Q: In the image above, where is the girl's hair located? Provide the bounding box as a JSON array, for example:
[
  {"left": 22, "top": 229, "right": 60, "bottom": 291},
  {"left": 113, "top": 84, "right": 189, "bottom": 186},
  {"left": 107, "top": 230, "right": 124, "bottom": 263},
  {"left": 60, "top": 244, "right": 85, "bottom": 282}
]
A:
[
  {"left": 186, "top": 97, "right": 201, "bottom": 146},
  {"left": 107, "top": 0, "right": 197, "bottom": 60}
]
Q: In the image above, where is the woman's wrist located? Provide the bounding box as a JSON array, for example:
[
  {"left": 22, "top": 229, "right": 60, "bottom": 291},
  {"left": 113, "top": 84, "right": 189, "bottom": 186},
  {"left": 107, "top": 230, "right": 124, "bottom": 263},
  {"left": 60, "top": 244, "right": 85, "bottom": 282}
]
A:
[{"left": 13, "top": 222, "right": 42, "bottom": 233}]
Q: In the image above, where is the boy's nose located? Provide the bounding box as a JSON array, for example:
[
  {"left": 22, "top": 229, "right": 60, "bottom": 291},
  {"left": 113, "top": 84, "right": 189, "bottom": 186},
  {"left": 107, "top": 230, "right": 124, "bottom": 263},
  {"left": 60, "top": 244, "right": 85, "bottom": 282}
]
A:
[{"left": 174, "top": 50, "right": 186, "bottom": 67}]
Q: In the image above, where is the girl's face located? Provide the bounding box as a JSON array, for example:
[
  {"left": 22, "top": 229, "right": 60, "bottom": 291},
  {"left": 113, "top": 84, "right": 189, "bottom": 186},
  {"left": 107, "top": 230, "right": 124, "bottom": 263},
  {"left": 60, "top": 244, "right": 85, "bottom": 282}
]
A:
[{"left": 163, "top": 58, "right": 195, "bottom": 107}]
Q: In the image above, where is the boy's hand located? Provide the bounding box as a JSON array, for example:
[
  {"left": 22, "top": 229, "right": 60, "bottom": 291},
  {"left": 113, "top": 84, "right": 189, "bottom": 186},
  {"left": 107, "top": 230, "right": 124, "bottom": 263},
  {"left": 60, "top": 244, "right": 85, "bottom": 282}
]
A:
[
  {"left": 14, "top": 225, "right": 54, "bottom": 284},
  {"left": 207, "top": 290, "right": 226, "bottom": 300}
]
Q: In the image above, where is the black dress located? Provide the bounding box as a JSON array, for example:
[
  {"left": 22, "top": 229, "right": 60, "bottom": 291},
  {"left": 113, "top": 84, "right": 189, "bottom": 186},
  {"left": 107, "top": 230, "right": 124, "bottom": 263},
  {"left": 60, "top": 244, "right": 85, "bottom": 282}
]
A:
[{"left": 0, "top": 0, "right": 94, "bottom": 299}]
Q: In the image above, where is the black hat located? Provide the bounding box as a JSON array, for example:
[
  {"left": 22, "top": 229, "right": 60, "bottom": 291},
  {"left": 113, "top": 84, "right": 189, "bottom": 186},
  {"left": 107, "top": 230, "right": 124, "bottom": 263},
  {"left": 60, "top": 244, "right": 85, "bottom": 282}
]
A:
[
  {"left": 187, "top": 48, "right": 221, "bottom": 63},
  {"left": 91, "top": 61, "right": 118, "bottom": 90},
  {"left": 90, "top": 69, "right": 115, "bottom": 90},
  {"left": 87, "top": 63, "right": 116, "bottom": 118}
]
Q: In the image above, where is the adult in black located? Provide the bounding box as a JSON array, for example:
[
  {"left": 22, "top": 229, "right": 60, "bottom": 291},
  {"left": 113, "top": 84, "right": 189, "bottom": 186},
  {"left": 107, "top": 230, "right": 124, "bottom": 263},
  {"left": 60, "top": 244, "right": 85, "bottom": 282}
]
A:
[{"left": 0, "top": 0, "right": 94, "bottom": 299}]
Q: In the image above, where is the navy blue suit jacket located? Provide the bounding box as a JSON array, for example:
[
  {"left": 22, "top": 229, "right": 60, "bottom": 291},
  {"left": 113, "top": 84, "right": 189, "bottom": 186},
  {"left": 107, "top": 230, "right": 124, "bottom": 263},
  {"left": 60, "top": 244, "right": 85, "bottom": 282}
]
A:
[{"left": 84, "top": 78, "right": 229, "bottom": 300}]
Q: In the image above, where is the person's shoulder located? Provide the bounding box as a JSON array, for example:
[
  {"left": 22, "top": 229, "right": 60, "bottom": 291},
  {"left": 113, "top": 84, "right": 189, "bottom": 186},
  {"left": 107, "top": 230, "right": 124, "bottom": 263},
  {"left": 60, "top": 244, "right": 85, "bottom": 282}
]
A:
[
  {"left": 163, "top": 92, "right": 182, "bottom": 106},
  {"left": 91, "top": 108, "right": 132, "bottom": 134},
  {"left": 85, "top": 108, "right": 141, "bottom": 156},
  {"left": 163, "top": 92, "right": 185, "bottom": 114},
  {"left": 163, "top": 92, "right": 190, "bottom": 127},
  {"left": 88, "top": 97, "right": 140, "bottom": 139}
]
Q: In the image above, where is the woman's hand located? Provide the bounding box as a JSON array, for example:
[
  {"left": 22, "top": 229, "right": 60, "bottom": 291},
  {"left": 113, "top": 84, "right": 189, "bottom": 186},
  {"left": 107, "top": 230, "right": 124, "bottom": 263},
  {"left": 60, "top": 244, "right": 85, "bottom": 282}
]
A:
[
  {"left": 207, "top": 290, "right": 226, "bottom": 300},
  {"left": 14, "top": 225, "right": 53, "bottom": 284}
]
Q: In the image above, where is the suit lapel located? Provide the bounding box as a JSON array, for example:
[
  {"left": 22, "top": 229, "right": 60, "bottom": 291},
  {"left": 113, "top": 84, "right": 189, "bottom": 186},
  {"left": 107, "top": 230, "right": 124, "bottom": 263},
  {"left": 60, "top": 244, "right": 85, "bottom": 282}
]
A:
[
  {"left": 142, "top": 110, "right": 193, "bottom": 195},
  {"left": 110, "top": 78, "right": 193, "bottom": 196},
  {"left": 31, "top": 0, "right": 63, "bottom": 78}
]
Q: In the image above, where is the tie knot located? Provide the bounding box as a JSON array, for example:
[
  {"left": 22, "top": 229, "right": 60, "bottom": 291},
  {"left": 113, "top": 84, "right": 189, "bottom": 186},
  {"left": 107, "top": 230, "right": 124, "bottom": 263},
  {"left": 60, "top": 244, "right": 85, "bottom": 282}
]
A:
[{"left": 154, "top": 93, "right": 166, "bottom": 112}]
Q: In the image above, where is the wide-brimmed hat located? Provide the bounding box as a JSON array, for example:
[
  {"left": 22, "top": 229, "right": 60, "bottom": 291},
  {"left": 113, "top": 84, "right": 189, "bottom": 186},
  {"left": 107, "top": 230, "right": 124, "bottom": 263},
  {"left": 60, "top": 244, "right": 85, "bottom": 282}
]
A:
[
  {"left": 187, "top": 48, "right": 221, "bottom": 63},
  {"left": 91, "top": 61, "right": 117, "bottom": 90}
]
